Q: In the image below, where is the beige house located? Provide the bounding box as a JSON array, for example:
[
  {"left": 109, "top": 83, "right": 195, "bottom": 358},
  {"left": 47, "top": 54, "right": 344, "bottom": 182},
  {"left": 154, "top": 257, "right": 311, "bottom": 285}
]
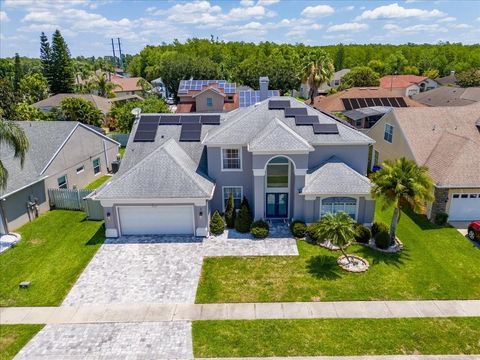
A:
[{"left": 367, "top": 102, "right": 480, "bottom": 221}]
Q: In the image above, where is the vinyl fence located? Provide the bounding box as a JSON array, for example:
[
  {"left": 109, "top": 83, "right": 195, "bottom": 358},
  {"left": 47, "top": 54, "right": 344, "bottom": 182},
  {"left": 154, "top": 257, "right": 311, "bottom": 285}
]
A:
[{"left": 48, "top": 189, "right": 93, "bottom": 211}]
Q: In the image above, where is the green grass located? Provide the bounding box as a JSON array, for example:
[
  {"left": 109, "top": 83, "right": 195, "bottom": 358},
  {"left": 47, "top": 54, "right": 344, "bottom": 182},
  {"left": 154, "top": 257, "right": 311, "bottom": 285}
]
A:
[
  {"left": 119, "top": 147, "right": 125, "bottom": 159},
  {"left": 196, "top": 205, "right": 480, "bottom": 303},
  {"left": 0, "top": 210, "right": 104, "bottom": 307},
  {"left": 0, "top": 325, "right": 44, "bottom": 360},
  {"left": 84, "top": 175, "right": 111, "bottom": 189},
  {"left": 193, "top": 318, "right": 480, "bottom": 357}
]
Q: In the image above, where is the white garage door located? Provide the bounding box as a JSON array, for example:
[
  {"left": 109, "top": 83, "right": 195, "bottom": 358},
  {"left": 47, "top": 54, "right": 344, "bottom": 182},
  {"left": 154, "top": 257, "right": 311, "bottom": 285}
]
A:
[
  {"left": 449, "top": 193, "right": 480, "bottom": 221},
  {"left": 118, "top": 205, "right": 194, "bottom": 235}
]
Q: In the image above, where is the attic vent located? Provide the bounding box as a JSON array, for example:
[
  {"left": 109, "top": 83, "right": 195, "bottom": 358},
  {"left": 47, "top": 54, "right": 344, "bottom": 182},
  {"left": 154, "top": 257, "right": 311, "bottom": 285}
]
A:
[{"left": 268, "top": 100, "right": 290, "bottom": 110}]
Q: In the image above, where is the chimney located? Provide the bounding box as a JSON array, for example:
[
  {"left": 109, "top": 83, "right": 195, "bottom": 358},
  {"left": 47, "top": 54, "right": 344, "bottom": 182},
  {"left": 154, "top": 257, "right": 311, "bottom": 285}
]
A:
[{"left": 259, "top": 76, "right": 269, "bottom": 101}]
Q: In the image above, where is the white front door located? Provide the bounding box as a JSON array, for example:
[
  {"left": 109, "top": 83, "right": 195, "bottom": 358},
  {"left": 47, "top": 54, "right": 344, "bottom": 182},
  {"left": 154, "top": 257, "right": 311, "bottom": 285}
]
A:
[
  {"left": 449, "top": 193, "right": 480, "bottom": 221},
  {"left": 118, "top": 205, "right": 194, "bottom": 235}
]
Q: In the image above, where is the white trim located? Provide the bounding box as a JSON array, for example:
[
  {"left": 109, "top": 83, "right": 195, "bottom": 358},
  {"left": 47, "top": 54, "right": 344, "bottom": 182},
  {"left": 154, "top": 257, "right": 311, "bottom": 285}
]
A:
[
  {"left": 249, "top": 150, "right": 311, "bottom": 155},
  {"left": 294, "top": 169, "right": 308, "bottom": 176},
  {"left": 92, "top": 157, "right": 101, "bottom": 175},
  {"left": 371, "top": 148, "right": 379, "bottom": 170},
  {"left": 57, "top": 174, "right": 68, "bottom": 189},
  {"left": 0, "top": 176, "right": 49, "bottom": 199},
  {"left": 383, "top": 123, "right": 394, "bottom": 144},
  {"left": 253, "top": 169, "right": 266, "bottom": 176},
  {"left": 302, "top": 192, "right": 371, "bottom": 199},
  {"left": 196, "top": 227, "right": 208, "bottom": 237},
  {"left": 221, "top": 186, "right": 243, "bottom": 212},
  {"left": 304, "top": 195, "right": 316, "bottom": 201},
  {"left": 76, "top": 165, "right": 85, "bottom": 174},
  {"left": 105, "top": 228, "right": 118, "bottom": 238},
  {"left": 220, "top": 147, "right": 243, "bottom": 172},
  {"left": 262, "top": 155, "right": 298, "bottom": 172},
  {"left": 99, "top": 198, "right": 208, "bottom": 207},
  {"left": 319, "top": 195, "right": 359, "bottom": 222}
]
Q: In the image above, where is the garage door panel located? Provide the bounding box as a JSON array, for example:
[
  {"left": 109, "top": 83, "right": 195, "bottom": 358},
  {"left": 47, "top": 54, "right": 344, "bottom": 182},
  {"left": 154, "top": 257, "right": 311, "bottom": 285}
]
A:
[
  {"left": 449, "top": 194, "right": 480, "bottom": 221},
  {"left": 119, "top": 206, "right": 194, "bottom": 235}
]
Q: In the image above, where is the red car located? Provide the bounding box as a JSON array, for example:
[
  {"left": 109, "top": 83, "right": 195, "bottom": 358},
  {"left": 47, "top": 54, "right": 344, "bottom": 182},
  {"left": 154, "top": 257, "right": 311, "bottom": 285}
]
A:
[{"left": 468, "top": 221, "right": 480, "bottom": 241}]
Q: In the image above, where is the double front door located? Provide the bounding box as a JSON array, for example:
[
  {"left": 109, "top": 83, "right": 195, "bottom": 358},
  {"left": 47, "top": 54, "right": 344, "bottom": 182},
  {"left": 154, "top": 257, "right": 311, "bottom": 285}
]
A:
[{"left": 266, "top": 193, "right": 288, "bottom": 218}]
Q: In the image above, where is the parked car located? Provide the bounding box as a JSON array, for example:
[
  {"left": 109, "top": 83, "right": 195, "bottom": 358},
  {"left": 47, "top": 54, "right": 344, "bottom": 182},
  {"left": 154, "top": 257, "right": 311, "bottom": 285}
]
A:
[{"left": 467, "top": 220, "right": 480, "bottom": 241}]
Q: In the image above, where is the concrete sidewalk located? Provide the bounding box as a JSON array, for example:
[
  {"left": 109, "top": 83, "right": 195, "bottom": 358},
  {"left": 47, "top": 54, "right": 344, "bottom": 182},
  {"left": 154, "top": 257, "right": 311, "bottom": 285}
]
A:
[{"left": 1, "top": 300, "right": 479, "bottom": 325}]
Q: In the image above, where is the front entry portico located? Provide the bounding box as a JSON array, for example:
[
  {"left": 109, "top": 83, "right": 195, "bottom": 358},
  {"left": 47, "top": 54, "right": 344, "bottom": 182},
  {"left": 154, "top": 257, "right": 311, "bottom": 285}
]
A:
[{"left": 266, "top": 193, "right": 288, "bottom": 218}]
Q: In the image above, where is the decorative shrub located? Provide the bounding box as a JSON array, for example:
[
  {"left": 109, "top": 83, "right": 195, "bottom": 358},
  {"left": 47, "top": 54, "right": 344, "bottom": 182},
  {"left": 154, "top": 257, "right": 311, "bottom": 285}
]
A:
[
  {"left": 374, "top": 230, "right": 391, "bottom": 249},
  {"left": 434, "top": 212, "right": 449, "bottom": 226},
  {"left": 355, "top": 224, "right": 372, "bottom": 244},
  {"left": 251, "top": 219, "right": 269, "bottom": 239},
  {"left": 209, "top": 210, "right": 225, "bottom": 235},
  {"left": 306, "top": 222, "right": 322, "bottom": 243},
  {"left": 235, "top": 204, "right": 253, "bottom": 233},
  {"left": 240, "top": 196, "right": 250, "bottom": 212},
  {"left": 290, "top": 220, "right": 307, "bottom": 238},
  {"left": 371, "top": 221, "right": 389, "bottom": 238},
  {"left": 224, "top": 192, "right": 236, "bottom": 228}
]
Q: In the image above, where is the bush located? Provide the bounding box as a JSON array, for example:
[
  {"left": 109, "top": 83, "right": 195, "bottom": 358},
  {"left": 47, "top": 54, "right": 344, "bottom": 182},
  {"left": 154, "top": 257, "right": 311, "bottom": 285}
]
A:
[
  {"left": 235, "top": 204, "right": 253, "bottom": 233},
  {"left": 251, "top": 219, "right": 269, "bottom": 239},
  {"left": 355, "top": 224, "right": 372, "bottom": 244},
  {"left": 290, "top": 220, "right": 307, "bottom": 238},
  {"left": 306, "top": 222, "right": 323, "bottom": 243},
  {"left": 224, "top": 193, "right": 236, "bottom": 228},
  {"left": 434, "top": 212, "right": 449, "bottom": 226},
  {"left": 371, "top": 221, "right": 389, "bottom": 238},
  {"left": 240, "top": 196, "right": 250, "bottom": 212},
  {"left": 209, "top": 210, "right": 225, "bottom": 235},
  {"left": 374, "top": 230, "right": 391, "bottom": 249}
]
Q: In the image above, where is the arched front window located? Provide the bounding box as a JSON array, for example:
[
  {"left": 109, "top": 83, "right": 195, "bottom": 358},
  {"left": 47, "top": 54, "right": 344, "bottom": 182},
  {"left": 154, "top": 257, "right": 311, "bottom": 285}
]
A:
[
  {"left": 321, "top": 197, "right": 357, "bottom": 219},
  {"left": 266, "top": 157, "right": 289, "bottom": 188}
]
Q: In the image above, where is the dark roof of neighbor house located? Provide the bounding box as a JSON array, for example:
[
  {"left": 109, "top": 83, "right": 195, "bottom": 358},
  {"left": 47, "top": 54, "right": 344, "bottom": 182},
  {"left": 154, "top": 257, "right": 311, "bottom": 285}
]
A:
[
  {"left": 412, "top": 87, "right": 480, "bottom": 107},
  {"left": 435, "top": 73, "right": 458, "bottom": 86},
  {"left": 1, "top": 122, "right": 117, "bottom": 198},
  {"left": 32, "top": 94, "right": 112, "bottom": 114}
]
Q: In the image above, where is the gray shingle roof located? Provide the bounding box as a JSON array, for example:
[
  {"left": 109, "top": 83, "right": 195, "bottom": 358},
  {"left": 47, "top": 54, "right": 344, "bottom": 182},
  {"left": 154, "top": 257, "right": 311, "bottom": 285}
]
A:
[
  {"left": 302, "top": 157, "right": 371, "bottom": 195},
  {"left": 203, "top": 97, "right": 373, "bottom": 147},
  {"left": 412, "top": 87, "right": 480, "bottom": 107},
  {"left": 32, "top": 94, "right": 112, "bottom": 114},
  {"left": 96, "top": 138, "right": 214, "bottom": 200},
  {"left": 248, "top": 118, "right": 314, "bottom": 152}
]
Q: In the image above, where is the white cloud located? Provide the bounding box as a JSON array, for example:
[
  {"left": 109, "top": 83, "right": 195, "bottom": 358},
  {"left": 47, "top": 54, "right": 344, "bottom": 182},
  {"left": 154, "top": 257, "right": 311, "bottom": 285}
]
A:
[
  {"left": 0, "top": 11, "right": 9, "bottom": 22},
  {"left": 345, "top": 6, "right": 355, "bottom": 11},
  {"left": 18, "top": 23, "right": 60, "bottom": 33},
  {"left": 301, "top": 5, "right": 335, "bottom": 18},
  {"left": 240, "top": 0, "right": 255, "bottom": 6},
  {"left": 227, "top": 5, "right": 268, "bottom": 20},
  {"left": 257, "top": 0, "right": 280, "bottom": 5},
  {"left": 383, "top": 23, "right": 447, "bottom": 34},
  {"left": 448, "top": 23, "right": 472, "bottom": 29},
  {"left": 438, "top": 16, "right": 456, "bottom": 22},
  {"left": 23, "top": 11, "right": 57, "bottom": 22},
  {"left": 327, "top": 22, "right": 368, "bottom": 32},
  {"left": 356, "top": 3, "right": 445, "bottom": 20}
]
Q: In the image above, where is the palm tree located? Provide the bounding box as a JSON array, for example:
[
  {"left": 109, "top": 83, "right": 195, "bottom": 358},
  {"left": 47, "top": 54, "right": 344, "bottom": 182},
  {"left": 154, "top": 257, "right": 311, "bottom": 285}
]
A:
[
  {"left": 137, "top": 78, "right": 152, "bottom": 96},
  {"left": 301, "top": 50, "right": 334, "bottom": 104},
  {"left": 0, "top": 119, "right": 29, "bottom": 190},
  {"left": 316, "top": 212, "right": 356, "bottom": 263},
  {"left": 88, "top": 73, "right": 122, "bottom": 98},
  {"left": 371, "top": 157, "right": 434, "bottom": 245}
]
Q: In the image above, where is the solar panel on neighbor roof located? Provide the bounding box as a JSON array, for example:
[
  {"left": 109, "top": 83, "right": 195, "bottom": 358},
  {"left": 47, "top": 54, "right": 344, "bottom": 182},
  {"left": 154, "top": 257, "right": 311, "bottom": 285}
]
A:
[
  {"left": 396, "top": 97, "right": 407, "bottom": 107},
  {"left": 159, "top": 115, "right": 181, "bottom": 125},
  {"left": 201, "top": 114, "right": 221, "bottom": 125},
  {"left": 180, "top": 115, "right": 201, "bottom": 124},
  {"left": 357, "top": 98, "right": 367, "bottom": 108},
  {"left": 365, "top": 98, "right": 375, "bottom": 107},
  {"left": 268, "top": 100, "right": 290, "bottom": 110},
  {"left": 342, "top": 98, "right": 353, "bottom": 110},
  {"left": 284, "top": 107, "right": 308, "bottom": 117},
  {"left": 295, "top": 115, "right": 319, "bottom": 126},
  {"left": 313, "top": 123, "right": 339, "bottom": 134},
  {"left": 179, "top": 123, "right": 202, "bottom": 142}
]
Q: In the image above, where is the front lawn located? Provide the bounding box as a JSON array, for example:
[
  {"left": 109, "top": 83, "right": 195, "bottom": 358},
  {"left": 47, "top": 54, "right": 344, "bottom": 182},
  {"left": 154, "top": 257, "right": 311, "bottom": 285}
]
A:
[
  {"left": 0, "top": 210, "right": 104, "bottom": 306},
  {"left": 84, "top": 175, "right": 111, "bottom": 190},
  {"left": 193, "top": 318, "right": 480, "bottom": 357},
  {"left": 196, "top": 205, "right": 480, "bottom": 303},
  {"left": 0, "top": 325, "right": 44, "bottom": 360}
]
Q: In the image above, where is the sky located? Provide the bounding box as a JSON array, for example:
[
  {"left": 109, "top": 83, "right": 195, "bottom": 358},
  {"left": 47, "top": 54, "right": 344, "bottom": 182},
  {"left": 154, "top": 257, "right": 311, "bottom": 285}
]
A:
[{"left": 0, "top": 0, "right": 479, "bottom": 58}]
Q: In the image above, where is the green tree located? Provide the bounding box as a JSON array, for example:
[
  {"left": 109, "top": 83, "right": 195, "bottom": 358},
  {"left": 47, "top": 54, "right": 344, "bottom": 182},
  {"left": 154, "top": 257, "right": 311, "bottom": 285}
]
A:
[
  {"left": 13, "top": 53, "right": 23, "bottom": 96},
  {"left": 334, "top": 45, "right": 345, "bottom": 71},
  {"left": 209, "top": 210, "right": 225, "bottom": 235},
  {"left": 339, "top": 66, "right": 380, "bottom": 89},
  {"left": 0, "top": 79, "right": 16, "bottom": 120},
  {"left": 301, "top": 49, "right": 334, "bottom": 103},
  {"left": 403, "top": 65, "right": 420, "bottom": 75},
  {"left": 385, "top": 51, "right": 408, "bottom": 75},
  {"left": 137, "top": 78, "right": 153, "bottom": 96},
  {"left": 371, "top": 158, "right": 434, "bottom": 245},
  {"left": 456, "top": 68, "right": 480, "bottom": 87},
  {"left": 224, "top": 192, "right": 236, "bottom": 228},
  {"left": 0, "top": 120, "right": 29, "bottom": 190},
  {"left": 423, "top": 69, "right": 439, "bottom": 79},
  {"left": 19, "top": 73, "right": 49, "bottom": 104},
  {"left": 316, "top": 212, "right": 356, "bottom": 264},
  {"left": 50, "top": 30, "right": 75, "bottom": 94},
  {"left": 57, "top": 97, "right": 103, "bottom": 126},
  {"left": 13, "top": 102, "right": 48, "bottom": 121},
  {"left": 88, "top": 73, "right": 122, "bottom": 98},
  {"left": 234, "top": 204, "right": 253, "bottom": 233},
  {"left": 367, "top": 59, "right": 386, "bottom": 76},
  {"left": 40, "top": 32, "right": 53, "bottom": 89}
]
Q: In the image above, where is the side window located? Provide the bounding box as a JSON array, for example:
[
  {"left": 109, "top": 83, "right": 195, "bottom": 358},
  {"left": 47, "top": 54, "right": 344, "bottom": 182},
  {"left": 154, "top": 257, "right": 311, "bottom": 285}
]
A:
[
  {"left": 221, "top": 148, "right": 241, "bottom": 170},
  {"left": 207, "top": 97, "right": 213, "bottom": 107},
  {"left": 93, "top": 158, "right": 101, "bottom": 174},
  {"left": 57, "top": 175, "right": 68, "bottom": 189},
  {"left": 384, "top": 123, "right": 394, "bottom": 143}
]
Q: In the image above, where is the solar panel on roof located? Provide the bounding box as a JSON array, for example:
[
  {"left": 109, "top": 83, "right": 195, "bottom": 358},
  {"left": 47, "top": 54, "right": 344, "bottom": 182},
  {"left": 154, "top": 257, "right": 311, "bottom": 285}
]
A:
[
  {"left": 133, "top": 116, "right": 159, "bottom": 142},
  {"left": 373, "top": 98, "right": 383, "bottom": 106},
  {"left": 137, "top": 122, "right": 158, "bottom": 131},
  {"left": 379, "top": 98, "right": 390, "bottom": 106},
  {"left": 312, "top": 123, "right": 339, "bottom": 134},
  {"left": 139, "top": 115, "right": 160, "bottom": 123},
  {"left": 350, "top": 98, "right": 360, "bottom": 109},
  {"left": 396, "top": 97, "right": 407, "bottom": 107},
  {"left": 159, "top": 115, "right": 180, "bottom": 125},
  {"left": 180, "top": 115, "right": 201, "bottom": 124},
  {"left": 284, "top": 107, "right": 308, "bottom": 117},
  {"left": 268, "top": 100, "right": 290, "bottom": 110},
  {"left": 357, "top": 98, "right": 367, "bottom": 108},
  {"left": 389, "top": 98, "right": 400, "bottom": 107},
  {"left": 133, "top": 130, "right": 156, "bottom": 142},
  {"left": 342, "top": 98, "right": 353, "bottom": 111},
  {"left": 201, "top": 114, "right": 221, "bottom": 125},
  {"left": 295, "top": 115, "right": 319, "bottom": 126},
  {"left": 365, "top": 98, "right": 375, "bottom": 107},
  {"left": 179, "top": 123, "right": 202, "bottom": 142}
]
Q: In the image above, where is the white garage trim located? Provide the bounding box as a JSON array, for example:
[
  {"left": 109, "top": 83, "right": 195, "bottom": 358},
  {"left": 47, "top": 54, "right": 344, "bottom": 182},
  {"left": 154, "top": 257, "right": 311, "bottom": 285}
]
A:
[
  {"left": 449, "top": 193, "right": 480, "bottom": 221},
  {"left": 117, "top": 205, "right": 195, "bottom": 236}
]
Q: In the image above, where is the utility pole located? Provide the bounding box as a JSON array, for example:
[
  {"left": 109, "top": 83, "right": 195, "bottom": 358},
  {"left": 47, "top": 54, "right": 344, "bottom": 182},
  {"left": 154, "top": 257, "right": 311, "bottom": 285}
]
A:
[
  {"left": 111, "top": 38, "right": 117, "bottom": 68},
  {"left": 117, "top": 38, "right": 123, "bottom": 70}
]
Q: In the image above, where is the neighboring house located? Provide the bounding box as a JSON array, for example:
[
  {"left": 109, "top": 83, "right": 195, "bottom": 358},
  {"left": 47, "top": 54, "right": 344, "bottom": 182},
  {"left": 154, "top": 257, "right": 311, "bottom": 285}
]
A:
[
  {"left": 32, "top": 93, "right": 113, "bottom": 115},
  {"left": 379, "top": 75, "right": 438, "bottom": 96},
  {"left": 110, "top": 74, "right": 144, "bottom": 97},
  {"left": 93, "top": 97, "right": 375, "bottom": 238},
  {"left": 0, "top": 122, "right": 120, "bottom": 234},
  {"left": 298, "top": 69, "right": 351, "bottom": 98},
  {"left": 151, "top": 77, "right": 168, "bottom": 99},
  {"left": 435, "top": 71, "right": 458, "bottom": 86},
  {"left": 367, "top": 102, "right": 480, "bottom": 221},
  {"left": 412, "top": 87, "right": 480, "bottom": 107},
  {"left": 308, "top": 87, "right": 424, "bottom": 129}
]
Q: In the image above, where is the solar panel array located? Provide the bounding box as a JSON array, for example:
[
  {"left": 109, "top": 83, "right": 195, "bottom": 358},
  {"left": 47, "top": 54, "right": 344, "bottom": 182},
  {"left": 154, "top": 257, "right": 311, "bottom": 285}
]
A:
[
  {"left": 133, "top": 116, "right": 159, "bottom": 142},
  {"left": 268, "top": 100, "right": 291, "bottom": 110},
  {"left": 313, "top": 123, "right": 339, "bottom": 134},
  {"left": 284, "top": 107, "right": 308, "bottom": 117},
  {"left": 178, "top": 80, "right": 236, "bottom": 94},
  {"left": 239, "top": 90, "right": 280, "bottom": 107},
  {"left": 342, "top": 97, "right": 408, "bottom": 110},
  {"left": 179, "top": 123, "right": 202, "bottom": 142},
  {"left": 294, "top": 115, "right": 319, "bottom": 126}
]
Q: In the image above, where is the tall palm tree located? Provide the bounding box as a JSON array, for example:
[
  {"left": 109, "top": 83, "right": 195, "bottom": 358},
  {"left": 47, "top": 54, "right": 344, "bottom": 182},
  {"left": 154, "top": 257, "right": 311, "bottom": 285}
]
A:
[
  {"left": 371, "top": 157, "right": 434, "bottom": 245},
  {"left": 301, "top": 50, "right": 334, "bottom": 104},
  {"left": 316, "top": 212, "right": 356, "bottom": 264},
  {"left": 0, "top": 119, "right": 29, "bottom": 190}
]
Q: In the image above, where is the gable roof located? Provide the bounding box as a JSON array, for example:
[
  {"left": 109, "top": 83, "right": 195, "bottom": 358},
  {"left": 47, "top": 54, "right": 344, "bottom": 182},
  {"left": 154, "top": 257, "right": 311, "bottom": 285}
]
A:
[
  {"left": 412, "top": 87, "right": 480, "bottom": 107},
  {"left": 95, "top": 138, "right": 214, "bottom": 200},
  {"left": 110, "top": 74, "right": 143, "bottom": 92},
  {"left": 302, "top": 156, "right": 371, "bottom": 195},
  {"left": 435, "top": 73, "right": 457, "bottom": 86},
  {"left": 385, "top": 102, "right": 480, "bottom": 187},
  {"left": 192, "top": 87, "right": 226, "bottom": 98},
  {"left": 32, "top": 94, "right": 112, "bottom": 114},
  {"left": 248, "top": 118, "right": 314, "bottom": 153},
  {"left": 204, "top": 97, "right": 373, "bottom": 146},
  {"left": 379, "top": 75, "right": 429, "bottom": 89}
]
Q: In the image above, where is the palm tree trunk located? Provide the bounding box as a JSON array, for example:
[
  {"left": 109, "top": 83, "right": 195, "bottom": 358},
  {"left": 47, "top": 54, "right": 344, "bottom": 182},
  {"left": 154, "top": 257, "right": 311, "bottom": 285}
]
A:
[
  {"left": 390, "top": 207, "right": 400, "bottom": 246},
  {"left": 340, "top": 247, "right": 351, "bottom": 264}
]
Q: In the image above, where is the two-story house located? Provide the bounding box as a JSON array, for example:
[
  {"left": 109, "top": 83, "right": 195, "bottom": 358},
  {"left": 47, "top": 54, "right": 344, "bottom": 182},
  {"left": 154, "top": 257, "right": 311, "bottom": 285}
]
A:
[
  {"left": 379, "top": 75, "right": 438, "bottom": 97},
  {"left": 94, "top": 97, "right": 375, "bottom": 237}
]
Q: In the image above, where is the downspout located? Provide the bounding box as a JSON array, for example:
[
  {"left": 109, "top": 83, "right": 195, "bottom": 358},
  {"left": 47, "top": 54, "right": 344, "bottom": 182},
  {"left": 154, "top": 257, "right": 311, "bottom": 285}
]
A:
[
  {"left": 103, "top": 139, "right": 110, "bottom": 173},
  {"left": 0, "top": 198, "right": 9, "bottom": 234}
]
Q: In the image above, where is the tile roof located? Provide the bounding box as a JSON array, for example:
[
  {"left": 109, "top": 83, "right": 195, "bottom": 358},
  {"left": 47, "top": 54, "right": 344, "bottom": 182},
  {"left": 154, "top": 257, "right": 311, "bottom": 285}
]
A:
[
  {"left": 379, "top": 75, "right": 429, "bottom": 89},
  {"left": 387, "top": 102, "right": 480, "bottom": 187},
  {"left": 302, "top": 156, "right": 371, "bottom": 195},
  {"left": 110, "top": 74, "right": 143, "bottom": 92},
  {"left": 309, "top": 87, "right": 424, "bottom": 112},
  {"left": 32, "top": 94, "right": 112, "bottom": 114},
  {"left": 95, "top": 138, "right": 214, "bottom": 200},
  {"left": 412, "top": 87, "right": 480, "bottom": 107}
]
